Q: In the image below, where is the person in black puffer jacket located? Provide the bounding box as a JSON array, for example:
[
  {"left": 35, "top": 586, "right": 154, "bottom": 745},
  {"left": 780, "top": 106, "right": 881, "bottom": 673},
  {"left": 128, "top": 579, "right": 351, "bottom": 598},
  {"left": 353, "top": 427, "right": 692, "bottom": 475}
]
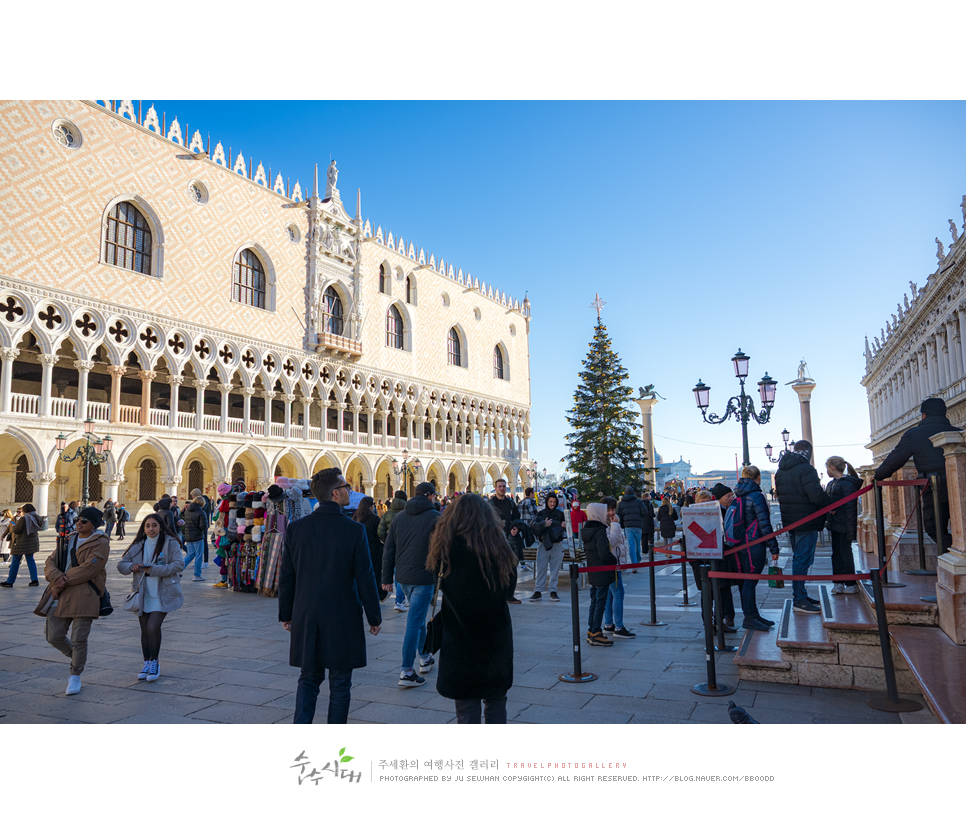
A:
[
  {"left": 528, "top": 492, "right": 567, "bottom": 602},
  {"left": 381, "top": 482, "right": 441, "bottom": 686},
  {"left": 731, "top": 468, "right": 780, "bottom": 630},
  {"left": 874, "top": 397, "right": 958, "bottom": 550},
  {"left": 775, "top": 440, "right": 831, "bottom": 612},
  {"left": 153, "top": 497, "right": 184, "bottom": 548},
  {"left": 617, "top": 486, "right": 653, "bottom": 568},
  {"left": 825, "top": 456, "right": 862, "bottom": 594},
  {"left": 581, "top": 503, "right": 617, "bottom": 647},
  {"left": 378, "top": 490, "right": 409, "bottom": 610},
  {"left": 181, "top": 496, "right": 209, "bottom": 581}
]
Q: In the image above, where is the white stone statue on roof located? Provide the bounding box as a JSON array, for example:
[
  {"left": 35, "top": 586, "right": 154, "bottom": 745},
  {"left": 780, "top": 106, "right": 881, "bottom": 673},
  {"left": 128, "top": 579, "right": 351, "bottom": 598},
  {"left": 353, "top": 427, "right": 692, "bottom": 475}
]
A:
[{"left": 796, "top": 359, "right": 809, "bottom": 380}]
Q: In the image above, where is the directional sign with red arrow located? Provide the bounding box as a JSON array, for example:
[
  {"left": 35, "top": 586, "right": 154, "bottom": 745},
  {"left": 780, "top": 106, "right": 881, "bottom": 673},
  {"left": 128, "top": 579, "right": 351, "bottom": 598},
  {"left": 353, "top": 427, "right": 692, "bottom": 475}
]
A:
[
  {"left": 681, "top": 504, "right": 724, "bottom": 559},
  {"left": 688, "top": 521, "right": 717, "bottom": 550}
]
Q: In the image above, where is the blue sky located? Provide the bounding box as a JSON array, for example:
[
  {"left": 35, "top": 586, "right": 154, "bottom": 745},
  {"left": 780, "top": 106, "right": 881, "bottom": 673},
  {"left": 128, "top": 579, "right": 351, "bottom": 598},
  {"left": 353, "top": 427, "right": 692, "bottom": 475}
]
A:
[{"left": 154, "top": 99, "right": 966, "bottom": 481}]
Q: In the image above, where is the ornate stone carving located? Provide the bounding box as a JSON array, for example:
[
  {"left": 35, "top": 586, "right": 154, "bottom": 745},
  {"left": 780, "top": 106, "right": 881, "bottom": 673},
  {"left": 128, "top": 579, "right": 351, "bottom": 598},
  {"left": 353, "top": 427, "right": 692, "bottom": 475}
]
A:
[
  {"left": 950, "top": 219, "right": 959, "bottom": 243},
  {"left": 936, "top": 237, "right": 945, "bottom": 261}
]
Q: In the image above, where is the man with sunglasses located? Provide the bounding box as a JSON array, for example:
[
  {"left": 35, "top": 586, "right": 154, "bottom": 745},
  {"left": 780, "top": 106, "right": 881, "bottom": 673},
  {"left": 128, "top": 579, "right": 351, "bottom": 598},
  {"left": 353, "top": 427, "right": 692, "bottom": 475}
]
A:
[
  {"left": 43, "top": 506, "right": 110, "bottom": 696},
  {"left": 279, "top": 468, "right": 382, "bottom": 723}
]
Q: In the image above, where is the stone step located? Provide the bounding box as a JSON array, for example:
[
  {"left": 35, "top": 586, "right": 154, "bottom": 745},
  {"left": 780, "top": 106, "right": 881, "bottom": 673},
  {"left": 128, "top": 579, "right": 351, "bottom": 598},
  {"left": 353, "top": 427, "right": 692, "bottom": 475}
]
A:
[
  {"left": 733, "top": 627, "right": 797, "bottom": 685},
  {"left": 855, "top": 548, "right": 940, "bottom": 626},
  {"left": 891, "top": 625, "right": 966, "bottom": 724},
  {"left": 776, "top": 596, "right": 835, "bottom": 653}
]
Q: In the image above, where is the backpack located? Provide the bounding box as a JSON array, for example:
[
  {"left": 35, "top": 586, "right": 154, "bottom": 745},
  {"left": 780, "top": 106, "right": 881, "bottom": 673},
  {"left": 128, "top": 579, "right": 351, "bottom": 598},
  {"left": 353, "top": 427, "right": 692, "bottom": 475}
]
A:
[{"left": 724, "top": 495, "right": 759, "bottom": 549}]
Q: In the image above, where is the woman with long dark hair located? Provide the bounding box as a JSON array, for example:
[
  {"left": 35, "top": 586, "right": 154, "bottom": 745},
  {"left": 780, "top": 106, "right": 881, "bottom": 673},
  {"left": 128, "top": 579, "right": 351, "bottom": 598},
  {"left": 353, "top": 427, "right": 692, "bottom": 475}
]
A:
[
  {"left": 825, "top": 456, "right": 862, "bottom": 594},
  {"left": 117, "top": 513, "right": 184, "bottom": 681},
  {"left": 1, "top": 503, "right": 41, "bottom": 587},
  {"left": 425, "top": 493, "right": 516, "bottom": 724},
  {"left": 353, "top": 496, "right": 389, "bottom": 601}
]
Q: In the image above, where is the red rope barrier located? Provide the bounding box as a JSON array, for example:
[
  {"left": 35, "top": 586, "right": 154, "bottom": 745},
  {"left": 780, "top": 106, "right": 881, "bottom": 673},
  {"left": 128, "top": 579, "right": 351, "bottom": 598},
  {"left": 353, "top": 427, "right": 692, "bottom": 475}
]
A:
[{"left": 877, "top": 479, "right": 928, "bottom": 487}]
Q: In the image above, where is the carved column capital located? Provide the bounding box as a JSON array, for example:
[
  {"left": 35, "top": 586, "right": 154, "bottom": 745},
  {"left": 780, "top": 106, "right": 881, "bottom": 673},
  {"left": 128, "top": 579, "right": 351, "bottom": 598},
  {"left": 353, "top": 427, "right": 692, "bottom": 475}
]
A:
[
  {"left": 75, "top": 359, "right": 96, "bottom": 372},
  {"left": 168, "top": 375, "right": 184, "bottom": 385},
  {"left": 137, "top": 370, "right": 157, "bottom": 381},
  {"left": 241, "top": 387, "right": 257, "bottom": 397},
  {"left": 107, "top": 364, "right": 127, "bottom": 378},
  {"left": 217, "top": 383, "right": 234, "bottom": 395},
  {"left": 27, "top": 472, "right": 57, "bottom": 485},
  {"left": 0, "top": 347, "right": 20, "bottom": 361},
  {"left": 38, "top": 353, "right": 59, "bottom": 367},
  {"left": 192, "top": 379, "right": 210, "bottom": 390}
]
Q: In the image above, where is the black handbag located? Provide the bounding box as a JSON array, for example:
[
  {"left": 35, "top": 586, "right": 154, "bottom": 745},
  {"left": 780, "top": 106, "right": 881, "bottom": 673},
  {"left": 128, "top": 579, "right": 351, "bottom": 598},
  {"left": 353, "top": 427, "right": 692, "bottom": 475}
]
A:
[
  {"left": 92, "top": 582, "right": 113, "bottom": 617},
  {"left": 423, "top": 565, "right": 444, "bottom": 654}
]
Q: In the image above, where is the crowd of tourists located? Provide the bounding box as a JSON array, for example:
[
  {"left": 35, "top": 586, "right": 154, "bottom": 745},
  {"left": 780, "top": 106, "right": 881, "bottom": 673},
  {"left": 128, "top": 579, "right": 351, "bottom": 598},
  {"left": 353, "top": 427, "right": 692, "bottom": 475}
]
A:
[{"left": 2, "top": 396, "right": 955, "bottom": 723}]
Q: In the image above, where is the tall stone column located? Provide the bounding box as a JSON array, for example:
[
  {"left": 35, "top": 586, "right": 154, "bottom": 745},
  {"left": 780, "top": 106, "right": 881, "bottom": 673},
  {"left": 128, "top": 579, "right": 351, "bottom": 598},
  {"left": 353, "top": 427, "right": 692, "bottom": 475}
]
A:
[
  {"left": 0, "top": 347, "right": 19, "bottom": 413},
  {"left": 26, "top": 472, "right": 57, "bottom": 524},
  {"left": 634, "top": 395, "right": 658, "bottom": 487},
  {"left": 283, "top": 393, "right": 296, "bottom": 440},
  {"left": 108, "top": 365, "right": 125, "bottom": 424},
  {"left": 789, "top": 376, "right": 817, "bottom": 467},
  {"left": 218, "top": 383, "right": 233, "bottom": 434},
  {"left": 336, "top": 402, "right": 346, "bottom": 444},
  {"left": 168, "top": 374, "right": 183, "bottom": 430},
  {"left": 363, "top": 479, "right": 376, "bottom": 497},
  {"left": 417, "top": 415, "right": 426, "bottom": 452},
  {"left": 101, "top": 473, "right": 125, "bottom": 505},
  {"left": 262, "top": 391, "right": 276, "bottom": 436},
  {"left": 39, "top": 353, "right": 58, "bottom": 417},
  {"left": 137, "top": 369, "right": 156, "bottom": 427},
  {"left": 193, "top": 380, "right": 209, "bottom": 431},
  {"left": 930, "top": 429, "right": 966, "bottom": 644},
  {"left": 352, "top": 405, "right": 362, "bottom": 445},
  {"left": 301, "top": 397, "right": 313, "bottom": 441},
  {"left": 76, "top": 359, "right": 96, "bottom": 422},
  {"left": 956, "top": 308, "right": 966, "bottom": 378},
  {"left": 242, "top": 387, "right": 255, "bottom": 436}
]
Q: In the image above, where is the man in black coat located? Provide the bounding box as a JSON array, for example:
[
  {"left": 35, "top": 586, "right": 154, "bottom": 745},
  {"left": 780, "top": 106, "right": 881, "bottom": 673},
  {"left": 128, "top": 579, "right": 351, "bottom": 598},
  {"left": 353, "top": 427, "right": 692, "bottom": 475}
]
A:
[
  {"left": 279, "top": 467, "right": 382, "bottom": 724},
  {"left": 381, "top": 481, "right": 440, "bottom": 687},
  {"left": 874, "top": 397, "right": 957, "bottom": 549},
  {"left": 490, "top": 478, "right": 522, "bottom": 603},
  {"left": 775, "top": 440, "right": 831, "bottom": 614}
]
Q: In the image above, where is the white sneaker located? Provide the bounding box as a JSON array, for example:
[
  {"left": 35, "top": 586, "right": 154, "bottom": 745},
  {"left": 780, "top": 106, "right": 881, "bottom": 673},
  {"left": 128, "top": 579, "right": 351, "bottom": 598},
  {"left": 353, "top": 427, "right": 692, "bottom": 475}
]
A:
[
  {"left": 831, "top": 584, "right": 846, "bottom": 594},
  {"left": 146, "top": 659, "right": 160, "bottom": 682},
  {"left": 418, "top": 655, "right": 436, "bottom": 674},
  {"left": 394, "top": 603, "right": 408, "bottom": 613},
  {"left": 65, "top": 675, "right": 82, "bottom": 695},
  {"left": 841, "top": 585, "right": 858, "bottom": 595},
  {"left": 202, "top": 563, "right": 209, "bottom": 569},
  {"left": 192, "top": 576, "right": 206, "bottom": 582},
  {"left": 137, "top": 661, "right": 151, "bottom": 680}
]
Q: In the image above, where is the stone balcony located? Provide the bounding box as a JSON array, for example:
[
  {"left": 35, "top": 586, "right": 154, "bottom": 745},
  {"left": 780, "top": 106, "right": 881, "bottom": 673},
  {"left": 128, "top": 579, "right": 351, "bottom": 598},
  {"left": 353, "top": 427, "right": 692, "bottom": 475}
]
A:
[{"left": 315, "top": 332, "right": 363, "bottom": 358}]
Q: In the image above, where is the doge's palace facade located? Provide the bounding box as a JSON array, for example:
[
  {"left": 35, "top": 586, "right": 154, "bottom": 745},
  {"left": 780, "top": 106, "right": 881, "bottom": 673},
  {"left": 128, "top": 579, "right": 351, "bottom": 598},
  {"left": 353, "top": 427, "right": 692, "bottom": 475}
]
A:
[{"left": 0, "top": 100, "right": 532, "bottom": 519}]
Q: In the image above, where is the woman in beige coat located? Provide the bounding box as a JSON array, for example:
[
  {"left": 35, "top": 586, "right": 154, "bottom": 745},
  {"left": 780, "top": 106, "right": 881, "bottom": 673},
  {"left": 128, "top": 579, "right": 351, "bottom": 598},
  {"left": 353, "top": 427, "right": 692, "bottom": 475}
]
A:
[
  {"left": 117, "top": 513, "right": 184, "bottom": 682},
  {"left": 43, "top": 506, "right": 110, "bottom": 696}
]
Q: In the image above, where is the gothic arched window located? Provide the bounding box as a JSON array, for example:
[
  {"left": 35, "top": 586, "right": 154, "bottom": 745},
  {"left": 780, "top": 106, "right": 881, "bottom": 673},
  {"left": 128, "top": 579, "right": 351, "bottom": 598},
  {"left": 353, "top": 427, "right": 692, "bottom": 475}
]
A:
[
  {"left": 447, "top": 328, "right": 461, "bottom": 367},
  {"left": 188, "top": 460, "right": 204, "bottom": 494},
  {"left": 105, "top": 201, "right": 152, "bottom": 274},
  {"left": 322, "top": 287, "right": 343, "bottom": 335},
  {"left": 493, "top": 345, "right": 505, "bottom": 379},
  {"left": 138, "top": 459, "right": 157, "bottom": 501},
  {"left": 232, "top": 249, "right": 266, "bottom": 309},
  {"left": 386, "top": 305, "right": 404, "bottom": 350},
  {"left": 14, "top": 454, "right": 32, "bottom": 503},
  {"left": 379, "top": 264, "right": 388, "bottom": 294}
]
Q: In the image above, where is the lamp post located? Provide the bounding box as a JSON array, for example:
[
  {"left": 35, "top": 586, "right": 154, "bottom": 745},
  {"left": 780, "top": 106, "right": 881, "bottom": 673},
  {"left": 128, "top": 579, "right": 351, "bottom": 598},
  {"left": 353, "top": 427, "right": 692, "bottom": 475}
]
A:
[
  {"left": 55, "top": 419, "right": 113, "bottom": 506},
  {"left": 764, "top": 428, "right": 792, "bottom": 463},
  {"left": 692, "top": 349, "right": 777, "bottom": 468},
  {"left": 391, "top": 449, "right": 421, "bottom": 497}
]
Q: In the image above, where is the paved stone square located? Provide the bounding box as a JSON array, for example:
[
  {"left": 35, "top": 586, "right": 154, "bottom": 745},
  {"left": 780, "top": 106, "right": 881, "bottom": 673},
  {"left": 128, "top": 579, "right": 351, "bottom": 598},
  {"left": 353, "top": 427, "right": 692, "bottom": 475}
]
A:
[{"left": 0, "top": 528, "right": 937, "bottom": 724}]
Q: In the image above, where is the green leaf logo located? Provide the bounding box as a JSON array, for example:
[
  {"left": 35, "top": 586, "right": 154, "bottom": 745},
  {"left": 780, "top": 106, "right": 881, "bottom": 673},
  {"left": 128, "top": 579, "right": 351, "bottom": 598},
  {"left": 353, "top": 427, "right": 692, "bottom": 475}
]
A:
[{"left": 339, "top": 747, "right": 354, "bottom": 764}]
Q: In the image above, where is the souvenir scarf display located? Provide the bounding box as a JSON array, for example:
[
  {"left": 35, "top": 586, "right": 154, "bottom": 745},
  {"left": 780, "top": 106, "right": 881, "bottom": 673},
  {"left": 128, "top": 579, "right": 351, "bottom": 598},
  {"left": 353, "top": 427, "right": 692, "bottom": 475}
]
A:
[
  {"left": 228, "top": 490, "right": 261, "bottom": 593},
  {"left": 257, "top": 483, "right": 288, "bottom": 597},
  {"left": 212, "top": 482, "right": 236, "bottom": 587}
]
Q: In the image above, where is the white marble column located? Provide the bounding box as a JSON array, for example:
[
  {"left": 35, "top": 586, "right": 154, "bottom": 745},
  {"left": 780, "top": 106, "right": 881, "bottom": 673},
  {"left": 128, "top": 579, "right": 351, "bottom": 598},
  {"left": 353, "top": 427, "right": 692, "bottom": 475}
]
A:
[
  {"left": 363, "top": 478, "right": 376, "bottom": 497},
  {"left": 242, "top": 387, "right": 255, "bottom": 436},
  {"left": 957, "top": 308, "right": 966, "bottom": 378},
  {"left": 0, "top": 347, "right": 18, "bottom": 413},
  {"left": 352, "top": 405, "right": 361, "bottom": 445},
  {"left": 137, "top": 369, "right": 156, "bottom": 427},
  {"left": 218, "top": 383, "right": 233, "bottom": 434},
  {"left": 283, "top": 393, "right": 296, "bottom": 440},
  {"left": 168, "top": 374, "right": 183, "bottom": 430},
  {"left": 101, "top": 473, "right": 125, "bottom": 504},
  {"left": 336, "top": 402, "right": 346, "bottom": 444},
  {"left": 26, "top": 472, "right": 56, "bottom": 522},
  {"left": 193, "top": 380, "right": 209, "bottom": 431},
  {"left": 77, "top": 359, "right": 96, "bottom": 421},
  {"left": 39, "top": 353, "right": 57, "bottom": 417},
  {"left": 108, "top": 365, "right": 125, "bottom": 425},
  {"left": 301, "top": 397, "right": 313, "bottom": 441},
  {"left": 262, "top": 391, "right": 276, "bottom": 436}
]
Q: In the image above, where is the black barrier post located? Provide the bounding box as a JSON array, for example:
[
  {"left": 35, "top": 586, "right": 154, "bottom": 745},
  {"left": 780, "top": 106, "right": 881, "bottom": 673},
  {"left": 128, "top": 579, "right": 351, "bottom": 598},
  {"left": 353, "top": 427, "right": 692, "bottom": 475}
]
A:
[
  {"left": 920, "top": 476, "right": 946, "bottom": 604},
  {"left": 692, "top": 564, "right": 734, "bottom": 696},
  {"left": 559, "top": 562, "right": 597, "bottom": 683},
  {"left": 675, "top": 558, "right": 693, "bottom": 607},
  {"left": 904, "top": 483, "right": 936, "bottom": 577},
  {"left": 639, "top": 545, "right": 667, "bottom": 627},
  {"left": 711, "top": 572, "right": 737, "bottom": 652},
  {"left": 866, "top": 568, "right": 922, "bottom": 713},
  {"left": 874, "top": 482, "right": 905, "bottom": 588}
]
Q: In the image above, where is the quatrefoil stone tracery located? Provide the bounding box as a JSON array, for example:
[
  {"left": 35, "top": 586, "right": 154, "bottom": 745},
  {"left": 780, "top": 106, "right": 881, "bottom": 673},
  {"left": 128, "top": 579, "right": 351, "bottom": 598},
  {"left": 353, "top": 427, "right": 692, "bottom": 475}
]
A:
[
  {"left": 39, "top": 305, "right": 63, "bottom": 330},
  {"left": 75, "top": 313, "right": 97, "bottom": 337}
]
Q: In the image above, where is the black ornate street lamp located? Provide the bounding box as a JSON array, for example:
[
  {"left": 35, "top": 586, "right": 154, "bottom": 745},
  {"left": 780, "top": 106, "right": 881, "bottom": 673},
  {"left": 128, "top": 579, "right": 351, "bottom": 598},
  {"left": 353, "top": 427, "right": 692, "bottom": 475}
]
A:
[
  {"left": 764, "top": 428, "right": 792, "bottom": 463},
  {"left": 55, "top": 418, "right": 113, "bottom": 505},
  {"left": 391, "top": 449, "right": 421, "bottom": 496},
  {"left": 692, "top": 349, "right": 777, "bottom": 468}
]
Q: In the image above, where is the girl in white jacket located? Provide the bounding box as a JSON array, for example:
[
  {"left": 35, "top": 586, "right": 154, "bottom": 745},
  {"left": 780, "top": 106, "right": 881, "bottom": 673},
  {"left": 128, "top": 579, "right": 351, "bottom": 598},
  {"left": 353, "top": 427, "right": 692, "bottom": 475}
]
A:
[{"left": 602, "top": 497, "right": 635, "bottom": 639}]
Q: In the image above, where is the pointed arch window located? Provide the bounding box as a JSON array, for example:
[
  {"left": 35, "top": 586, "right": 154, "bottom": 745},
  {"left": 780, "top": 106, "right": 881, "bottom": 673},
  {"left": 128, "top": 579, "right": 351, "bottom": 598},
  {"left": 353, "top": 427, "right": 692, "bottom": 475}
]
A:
[
  {"left": 233, "top": 248, "right": 266, "bottom": 309},
  {"left": 14, "top": 454, "right": 33, "bottom": 503},
  {"left": 379, "top": 264, "right": 388, "bottom": 295},
  {"left": 447, "top": 328, "right": 461, "bottom": 367},
  {"left": 322, "top": 287, "right": 344, "bottom": 335},
  {"left": 493, "top": 345, "right": 505, "bottom": 379},
  {"left": 105, "top": 201, "right": 152, "bottom": 274},
  {"left": 231, "top": 462, "right": 246, "bottom": 485},
  {"left": 188, "top": 460, "right": 204, "bottom": 494},
  {"left": 386, "top": 305, "right": 404, "bottom": 350},
  {"left": 405, "top": 275, "right": 414, "bottom": 304}
]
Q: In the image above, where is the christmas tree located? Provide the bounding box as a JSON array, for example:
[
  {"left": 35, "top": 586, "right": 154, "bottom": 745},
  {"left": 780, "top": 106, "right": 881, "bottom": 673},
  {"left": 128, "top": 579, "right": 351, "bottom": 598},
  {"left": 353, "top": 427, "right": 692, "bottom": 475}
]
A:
[{"left": 563, "top": 299, "right": 652, "bottom": 499}]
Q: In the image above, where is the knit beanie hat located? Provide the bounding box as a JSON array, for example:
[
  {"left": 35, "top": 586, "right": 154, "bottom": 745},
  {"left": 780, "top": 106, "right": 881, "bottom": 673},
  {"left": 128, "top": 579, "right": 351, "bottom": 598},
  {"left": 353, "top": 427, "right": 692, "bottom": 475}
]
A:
[
  {"left": 710, "top": 484, "right": 733, "bottom": 500},
  {"left": 394, "top": 490, "right": 408, "bottom": 500},
  {"left": 78, "top": 506, "right": 104, "bottom": 528}
]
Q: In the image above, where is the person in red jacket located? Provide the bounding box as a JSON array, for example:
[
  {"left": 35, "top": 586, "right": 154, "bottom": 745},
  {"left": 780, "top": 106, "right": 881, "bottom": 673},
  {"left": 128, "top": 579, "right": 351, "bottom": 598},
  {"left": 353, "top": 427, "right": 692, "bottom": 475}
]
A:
[{"left": 569, "top": 499, "right": 587, "bottom": 536}]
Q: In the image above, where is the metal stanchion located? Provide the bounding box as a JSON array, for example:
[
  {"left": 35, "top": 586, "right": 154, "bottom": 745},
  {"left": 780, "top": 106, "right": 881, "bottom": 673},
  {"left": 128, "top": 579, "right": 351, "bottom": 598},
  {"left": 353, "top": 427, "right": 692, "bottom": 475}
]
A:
[
  {"left": 866, "top": 568, "right": 922, "bottom": 713},
  {"left": 639, "top": 545, "right": 667, "bottom": 626},
  {"left": 921, "top": 475, "right": 946, "bottom": 604},
  {"left": 904, "top": 483, "right": 936, "bottom": 577},
  {"left": 712, "top": 571, "right": 736, "bottom": 653},
  {"left": 559, "top": 562, "right": 597, "bottom": 683},
  {"left": 874, "top": 482, "right": 905, "bottom": 588},
  {"left": 692, "top": 564, "right": 734, "bottom": 696},
  {"left": 675, "top": 557, "right": 694, "bottom": 607}
]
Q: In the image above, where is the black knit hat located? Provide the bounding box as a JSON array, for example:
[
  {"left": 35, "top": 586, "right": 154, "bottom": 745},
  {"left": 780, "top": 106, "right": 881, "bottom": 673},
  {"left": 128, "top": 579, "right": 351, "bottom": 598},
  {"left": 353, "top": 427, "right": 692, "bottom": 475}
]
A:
[
  {"left": 921, "top": 397, "right": 947, "bottom": 417},
  {"left": 394, "top": 490, "right": 408, "bottom": 500},
  {"left": 710, "top": 484, "right": 733, "bottom": 500},
  {"left": 78, "top": 506, "right": 104, "bottom": 528}
]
